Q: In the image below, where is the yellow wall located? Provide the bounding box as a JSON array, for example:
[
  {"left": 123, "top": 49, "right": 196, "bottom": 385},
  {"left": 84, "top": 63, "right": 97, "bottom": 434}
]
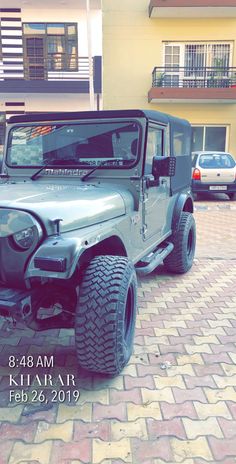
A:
[{"left": 102, "top": 0, "right": 236, "bottom": 157}]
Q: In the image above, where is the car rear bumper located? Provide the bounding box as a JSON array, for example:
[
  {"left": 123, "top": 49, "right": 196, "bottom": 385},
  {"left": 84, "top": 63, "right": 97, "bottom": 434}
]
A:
[{"left": 192, "top": 180, "right": 236, "bottom": 194}]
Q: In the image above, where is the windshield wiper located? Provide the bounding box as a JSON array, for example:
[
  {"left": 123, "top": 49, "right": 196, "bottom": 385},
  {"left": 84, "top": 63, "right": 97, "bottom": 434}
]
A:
[
  {"left": 81, "top": 158, "right": 123, "bottom": 182},
  {"left": 31, "top": 158, "right": 80, "bottom": 181},
  {"left": 31, "top": 160, "right": 55, "bottom": 181}
]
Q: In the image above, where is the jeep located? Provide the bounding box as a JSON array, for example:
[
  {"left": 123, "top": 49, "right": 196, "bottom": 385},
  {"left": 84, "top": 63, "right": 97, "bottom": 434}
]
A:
[{"left": 0, "top": 109, "right": 195, "bottom": 376}]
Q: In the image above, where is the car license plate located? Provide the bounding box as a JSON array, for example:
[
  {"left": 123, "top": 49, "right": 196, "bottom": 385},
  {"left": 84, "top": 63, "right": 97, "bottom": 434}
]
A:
[{"left": 209, "top": 186, "right": 227, "bottom": 191}]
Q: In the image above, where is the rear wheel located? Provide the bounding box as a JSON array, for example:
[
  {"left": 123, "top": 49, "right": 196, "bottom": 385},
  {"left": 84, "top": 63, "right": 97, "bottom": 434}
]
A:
[
  {"left": 75, "top": 255, "right": 137, "bottom": 375},
  {"left": 165, "top": 212, "right": 196, "bottom": 274},
  {"left": 228, "top": 193, "right": 235, "bottom": 200}
]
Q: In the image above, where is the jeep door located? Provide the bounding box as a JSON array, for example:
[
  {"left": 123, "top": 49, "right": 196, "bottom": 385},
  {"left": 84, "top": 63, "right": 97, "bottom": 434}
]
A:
[{"left": 142, "top": 123, "right": 171, "bottom": 241}]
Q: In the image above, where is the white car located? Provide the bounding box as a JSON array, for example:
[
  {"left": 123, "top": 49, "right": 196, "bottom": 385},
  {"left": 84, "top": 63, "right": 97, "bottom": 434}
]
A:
[{"left": 192, "top": 151, "right": 236, "bottom": 200}]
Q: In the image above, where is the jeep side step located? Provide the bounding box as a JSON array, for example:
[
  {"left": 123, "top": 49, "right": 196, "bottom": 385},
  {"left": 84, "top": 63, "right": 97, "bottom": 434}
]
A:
[{"left": 135, "top": 242, "right": 174, "bottom": 276}]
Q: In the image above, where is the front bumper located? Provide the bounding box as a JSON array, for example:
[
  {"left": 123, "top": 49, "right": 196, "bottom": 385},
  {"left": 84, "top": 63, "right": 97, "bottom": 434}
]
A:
[
  {"left": 0, "top": 286, "right": 34, "bottom": 322},
  {"left": 192, "top": 180, "right": 236, "bottom": 194}
]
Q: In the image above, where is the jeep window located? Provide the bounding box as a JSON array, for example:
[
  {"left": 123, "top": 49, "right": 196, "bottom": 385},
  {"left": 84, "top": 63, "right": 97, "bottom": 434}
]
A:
[
  {"left": 145, "top": 126, "right": 164, "bottom": 174},
  {"left": 6, "top": 121, "right": 140, "bottom": 169},
  {"left": 172, "top": 123, "right": 191, "bottom": 157}
]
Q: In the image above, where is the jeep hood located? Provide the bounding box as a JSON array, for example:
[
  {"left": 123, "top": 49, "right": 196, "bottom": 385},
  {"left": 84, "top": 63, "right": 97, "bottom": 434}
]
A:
[{"left": 0, "top": 182, "right": 130, "bottom": 234}]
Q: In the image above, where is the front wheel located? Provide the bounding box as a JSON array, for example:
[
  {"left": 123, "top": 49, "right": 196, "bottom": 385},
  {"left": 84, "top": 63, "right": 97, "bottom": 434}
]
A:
[
  {"left": 75, "top": 255, "right": 137, "bottom": 375},
  {"left": 164, "top": 212, "right": 196, "bottom": 274},
  {"left": 228, "top": 193, "right": 236, "bottom": 201}
]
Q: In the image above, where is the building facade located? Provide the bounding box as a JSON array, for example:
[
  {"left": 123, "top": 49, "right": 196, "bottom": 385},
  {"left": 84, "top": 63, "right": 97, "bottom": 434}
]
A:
[
  {"left": 102, "top": 0, "right": 236, "bottom": 158},
  {"left": 0, "top": 0, "right": 102, "bottom": 154}
]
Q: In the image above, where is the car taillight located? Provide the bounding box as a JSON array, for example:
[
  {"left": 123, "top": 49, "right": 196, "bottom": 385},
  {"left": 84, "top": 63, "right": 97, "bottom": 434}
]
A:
[{"left": 192, "top": 168, "right": 201, "bottom": 181}]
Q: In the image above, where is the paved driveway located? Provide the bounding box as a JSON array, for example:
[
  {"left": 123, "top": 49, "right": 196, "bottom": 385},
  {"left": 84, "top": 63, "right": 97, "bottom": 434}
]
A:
[{"left": 0, "top": 195, "right": 236, "bottom": 464}]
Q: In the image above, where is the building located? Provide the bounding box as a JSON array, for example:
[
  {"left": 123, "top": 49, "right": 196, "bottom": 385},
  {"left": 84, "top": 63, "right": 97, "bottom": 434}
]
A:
[
  {"left": 0, "top": 0, "right": 102, "bottom": 154},
  {"left": 103, "top": 0, "right": 236, "bottom": 158}
]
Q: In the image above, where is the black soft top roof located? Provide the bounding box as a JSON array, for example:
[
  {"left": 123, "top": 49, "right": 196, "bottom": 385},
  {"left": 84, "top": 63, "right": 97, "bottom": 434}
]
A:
[{"left": 8, "top": 109, "right": 190, "bottom": 128}]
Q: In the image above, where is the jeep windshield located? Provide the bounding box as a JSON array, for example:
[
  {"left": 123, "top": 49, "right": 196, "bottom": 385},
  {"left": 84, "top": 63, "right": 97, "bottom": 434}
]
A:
[{"left": 6, "top": 121, "right": 140, "bottom": 170}]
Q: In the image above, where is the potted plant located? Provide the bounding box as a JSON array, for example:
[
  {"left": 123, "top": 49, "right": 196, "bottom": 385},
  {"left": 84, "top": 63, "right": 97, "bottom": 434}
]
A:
[{"left": 154, "top": 72, "right": 166, "bottom": 87}]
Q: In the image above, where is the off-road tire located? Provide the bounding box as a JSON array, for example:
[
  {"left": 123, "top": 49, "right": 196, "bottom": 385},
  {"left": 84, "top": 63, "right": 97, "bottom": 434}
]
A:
[
  {"left": 164, "top": 212, "right": 196, "bottom": 274},
  {"left": 75, "top": 255, "right": 137, "bottom": 375}
]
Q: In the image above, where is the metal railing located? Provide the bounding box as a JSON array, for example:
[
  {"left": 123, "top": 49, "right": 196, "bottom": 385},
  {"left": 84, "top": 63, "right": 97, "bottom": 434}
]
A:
[
  {"left": 152, "top": 66, "right": 236, "bottom": 88},
  {"left": 0, "top": 56, "right": 93, "bottom": 81}
]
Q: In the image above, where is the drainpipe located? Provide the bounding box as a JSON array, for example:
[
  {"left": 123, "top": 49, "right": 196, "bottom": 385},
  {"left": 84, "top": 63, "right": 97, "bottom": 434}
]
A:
[{"left": 86, "top": 0, "right": 94, "bottom": 110}]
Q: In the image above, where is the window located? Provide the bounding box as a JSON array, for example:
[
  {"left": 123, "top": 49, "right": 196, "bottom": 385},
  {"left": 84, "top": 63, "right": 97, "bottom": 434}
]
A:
[
  {"left": 23, "top": 23, "right": 78, "bottom": 79},
  {"left": 172, "top": 122, "right": 191, "bottom": 157},
  {"left": 146, "top": 126, "right": 164, "bottom": 173},
  {"left": 163, "top": 42, "right": 232, "bottom": 87},
  {"left": 7, "top": 121, "right": 140, "bottom": 168},
  {"left": 192, "top": 126, "right": 227, "bottom": 152},
  {"left": 199, "top": 153, "right": 235, "bottom": 169}
]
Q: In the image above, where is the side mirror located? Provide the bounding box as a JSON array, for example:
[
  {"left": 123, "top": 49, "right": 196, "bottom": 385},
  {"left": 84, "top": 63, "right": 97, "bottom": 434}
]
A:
[{"left": 152, "top": 156, "right": 176, "bottom": 179}]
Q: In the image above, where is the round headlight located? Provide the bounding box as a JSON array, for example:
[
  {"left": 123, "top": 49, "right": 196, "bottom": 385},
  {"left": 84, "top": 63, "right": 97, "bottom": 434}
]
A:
[{"left": 12, "top": 226, "right": 36, "bottom": 250}]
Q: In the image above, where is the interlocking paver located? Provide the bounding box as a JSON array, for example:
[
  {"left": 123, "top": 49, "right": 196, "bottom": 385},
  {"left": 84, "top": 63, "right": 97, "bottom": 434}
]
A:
[
  {"left": 73, "top": 421, "right": 110, "bottom": 441},
  {"left": 171, "top": 436, "right": 213, "bottom": 462},
  {"left": 182, "top": 417, "right": 223, "bottom": 439},
  {"left": 147, "top": 417, "right": 186, "bottom": 439},
  {"left": 131, "top": 437, "right": 173, "bottom": 461},
  {"left": 9, "top": 441, "right": 52, "bottom": 464},
  {"left": 34, "top": 420, "right": 73, "bottom": 443},
  {"left": 93, "top": 438, "right": 131, "bottom": 463},
  {"left": 127, "top": 402, "right": 162, "bottom": 420},
  {"left": 0, "top": 199, "right": 235, "bottom": 463},
  {"left": 141, "top": 387, "right": 175, "bottom": 403},
  {"left": 160, "top": 402, "right": 198, "bottom": 420},
  {"left": 50, "top": 440, "right": 91, "bottom": 464},
  {"left": 194, "top": 401, "right": 232, "bottom": 420},
  {"left": 57, "top": 403, "right": 92, "bottom": 423},
  {"left": 0, "top": 422, "right": 37, "bottom": 443},
  {"left": 111, "top": 418, "right": 148, "bottom": 440},
  {"left": 208, "top": 437, "right": 236, "bottom": 461}
]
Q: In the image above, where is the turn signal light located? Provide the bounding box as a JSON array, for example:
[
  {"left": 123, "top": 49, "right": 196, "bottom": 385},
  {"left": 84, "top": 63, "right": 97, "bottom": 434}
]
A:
[{"left": 192, "top": 168, "right": 201, "bottom": 181}]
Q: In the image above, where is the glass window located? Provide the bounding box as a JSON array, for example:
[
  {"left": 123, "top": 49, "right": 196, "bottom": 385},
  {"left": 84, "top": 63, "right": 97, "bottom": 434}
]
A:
[
  {"left": 192, "top": 127, "right": 204, "bottom": 152},
  {"left": 23, "top": 24, "right": 46, "bottom": 35},
  {"left": 23, "top": 22, "right": 78, "bottom": 75},
  {"left": 192, "top": 126, "right": 226, "bottom": 152},
  {"left": 146, "top": 127, "right": 163, "bottom": 173},
  {"left": 7, "top": 121, "right": 140, "bottom": 169},
  {"left": 47, "top": 24, "right": 65, "bottom": 35},
  {"left": 199, "top": 153, "right": 235, "bottom": 169},
  {"left": 172, "top": 123, "right": 191, "bottom": 156},
  {"left": 67, "top": 25, "right": 76, "bottom": 35},
  {"left": 205, "top": 127, "right": 226, "bottom": 151}
]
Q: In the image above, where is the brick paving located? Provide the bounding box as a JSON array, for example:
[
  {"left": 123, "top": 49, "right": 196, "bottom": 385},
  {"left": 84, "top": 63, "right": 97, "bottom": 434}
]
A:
[{"left": 0, "top": 197, "right": 235, "bottom": 463}]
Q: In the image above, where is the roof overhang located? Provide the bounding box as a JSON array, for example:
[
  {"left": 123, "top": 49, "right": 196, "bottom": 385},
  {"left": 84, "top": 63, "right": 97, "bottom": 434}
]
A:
[{"left": 149, "top": 0, "right": 236, "bottom": 18}]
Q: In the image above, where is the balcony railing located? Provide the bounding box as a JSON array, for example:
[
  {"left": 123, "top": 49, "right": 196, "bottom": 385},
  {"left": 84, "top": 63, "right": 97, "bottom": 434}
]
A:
[
  {"left": 0, "top": 55, "right": 102, "bottom": 94},
  {"left": 152, "top": 66, "right": 236, "bottom": 88},
  {"left": 0, "top": 56, "right": 92, "bottom": 81}
]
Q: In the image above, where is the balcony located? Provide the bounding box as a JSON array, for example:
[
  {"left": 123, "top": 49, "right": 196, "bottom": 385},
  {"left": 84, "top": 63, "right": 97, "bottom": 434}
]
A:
[
  {"left": 148, "top": 66, "right": 236, "bottom": 103},
  {"left": 149, "top": 0, "right": 236, "bottom": 18},
  {"left": 0, "top": 56, "right": 102, "bottom": 94}
]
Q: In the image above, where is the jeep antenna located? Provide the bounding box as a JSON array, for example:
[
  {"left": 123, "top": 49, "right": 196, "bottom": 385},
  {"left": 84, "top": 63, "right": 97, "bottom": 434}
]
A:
[{"left": 86, "top": 0, "right": 95, "bottom": 110}]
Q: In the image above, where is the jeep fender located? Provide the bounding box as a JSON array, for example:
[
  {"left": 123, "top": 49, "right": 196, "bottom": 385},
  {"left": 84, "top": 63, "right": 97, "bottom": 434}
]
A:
[
  {"left": 25, "top": 225, "right": 127, "bottom": 281},
  {"left": 172, "top": 192, "right": 194, "bottom": 233}
]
